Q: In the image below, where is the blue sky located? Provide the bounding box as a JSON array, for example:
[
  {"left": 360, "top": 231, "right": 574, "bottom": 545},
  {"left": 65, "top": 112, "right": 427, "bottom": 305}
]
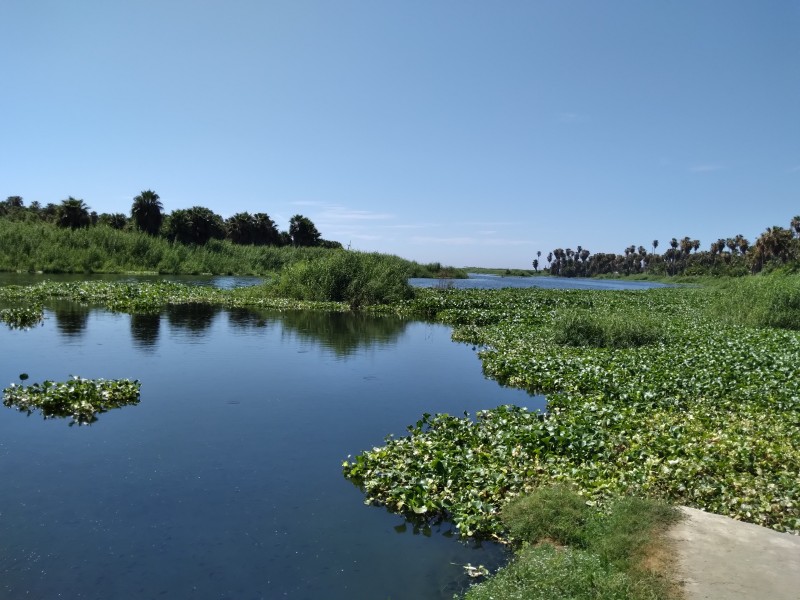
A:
[{"left": 2, "top": 1, "right": 798, "bottom": 268}]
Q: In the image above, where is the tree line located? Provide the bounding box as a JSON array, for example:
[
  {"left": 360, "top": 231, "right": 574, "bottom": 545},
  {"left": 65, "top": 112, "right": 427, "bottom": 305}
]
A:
[
  {"left": 534, "top": 215, "right": 800, "bottom": 277},
  {"left": 0, "top": 192, "right": 341, "bottom": 249}
]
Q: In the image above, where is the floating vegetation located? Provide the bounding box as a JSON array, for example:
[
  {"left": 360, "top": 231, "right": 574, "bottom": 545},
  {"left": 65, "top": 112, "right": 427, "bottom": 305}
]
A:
[
  {"left": 347, "top": 285, "right": 800, "bottom": 536},
  {"left": 0, "top": 304, "right": 43, "bottom": 329},
  {"left": 3, "top": 375, "right": 141, "bottom": 425},
  {"left": 0, "top": 280, "right": 353, "bottom": 314}
]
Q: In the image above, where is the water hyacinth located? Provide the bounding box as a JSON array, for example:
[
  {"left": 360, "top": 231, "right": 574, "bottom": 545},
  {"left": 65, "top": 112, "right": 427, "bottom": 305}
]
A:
[
  {"left": 0, "top": 304, "right": 44, "bottom": 329},
  {"left": 346, "top": 285, "right": 800, "bottom": 536},
  {"left": 3, "top": 376, "right": 141, "bottom": 425}
]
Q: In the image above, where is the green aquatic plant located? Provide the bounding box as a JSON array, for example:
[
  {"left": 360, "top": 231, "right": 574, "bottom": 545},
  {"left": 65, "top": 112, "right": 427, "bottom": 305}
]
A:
[
  {"left": 0, "top": 304, "right": 43, "bottom": 329},
  {"left": 3, "top": 375, "right": 141, "bottom": 425},
  {"left": 347, "top": 285, "right": 800, "bottom": 535}
]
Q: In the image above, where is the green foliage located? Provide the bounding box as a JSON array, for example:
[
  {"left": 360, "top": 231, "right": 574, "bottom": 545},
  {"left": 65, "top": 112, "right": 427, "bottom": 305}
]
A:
[
  {"left": 501, "top": 485, "right": 591, "bottom": 547},
  {"left": 708, "top": 274, "right": 800, "bottom": 330},
  {"left": 3, "top": 376, "right": 140, "bottom": 425},
  {"left": 56, "top": 197, "right": 91, "bottom": 229},
  {"left": 0, "top": 304, "right": 44, "bottom": 329},
  {"left": 272, "top": 250, "right": 415, "bottom": 308},
  {"left": 165, "top": 206, "right": 225, "bottom": 245},
  {"left": 464, "top": 545, "right": 634, "bottom": 600},
  {"left": 585, "top": 496, "right": 678, "bottom": 573},
  {"left": 347, "top": 286, "right": 800, "bottom": 535},
  {"left": 553, "top": 310, "right": 665, "bottom": 348},
  {"left": 288, "top": 214, "right": 321, "bottom": 247},
  {"left": 224, "top": 211, "right": 281, "bottom": 246},
  {"left": 344, "top": 406, "right": 548, "bottom": 536},
  {"left": 465, "top": 489, "right": 678, "bottom": 600},
  {"left": 0, "top": 219, "right": 324, "bottom": 275},
  {"left": 130, "top": 190, "right": 163, "bottom": 235},
  {"left": 0, "top": 220, "right": 462, "bottom": 277}
]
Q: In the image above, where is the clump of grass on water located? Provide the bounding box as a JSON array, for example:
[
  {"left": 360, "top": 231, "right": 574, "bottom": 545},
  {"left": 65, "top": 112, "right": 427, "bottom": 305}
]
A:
[{"left": 553, "top": 310, "right": 665, "bottom": 348}]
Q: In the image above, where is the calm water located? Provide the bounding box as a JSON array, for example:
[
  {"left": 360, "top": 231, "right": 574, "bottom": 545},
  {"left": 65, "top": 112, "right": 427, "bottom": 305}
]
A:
[
  {"left": 410, "top": 272, "right": 671, "bottom": 290},
  {"left": 0, "top": 271, "right": 668, "bottom": 291},
  {"left": 0, "top": 303, "right": 545, "bottom": 599}
]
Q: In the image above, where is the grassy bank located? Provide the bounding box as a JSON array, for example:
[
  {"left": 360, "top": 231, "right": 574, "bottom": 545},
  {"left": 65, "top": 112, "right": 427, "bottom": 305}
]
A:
[
  {"left": 465, "top": 486, "right": 680, "bottom": 600},
  {"left": 0, "top": 219, "right": 465, "bottom": 278}
]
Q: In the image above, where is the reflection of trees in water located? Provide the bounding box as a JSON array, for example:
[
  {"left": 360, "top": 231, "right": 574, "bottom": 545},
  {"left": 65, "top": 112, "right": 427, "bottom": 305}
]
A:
[
  {"left": 51, "top": 300, "right": 406, "bottom": 353},
  {"left": 225, "top": 307, "right": 407, "bottom": 356},
  {"left": 52, "top": 301, "right": 90, "bottom": 337},
  {"left": 278, "top": 310, "right": 408, "bottom": 357},
  {"left": 165, "top": 304, "right": 221, "bottom": 336},
  {"left": 130, "top": 313, "right": 161, "bottom": 349},
  {"left": 227, "top": 306, "right": 271, "bottom": 330}
]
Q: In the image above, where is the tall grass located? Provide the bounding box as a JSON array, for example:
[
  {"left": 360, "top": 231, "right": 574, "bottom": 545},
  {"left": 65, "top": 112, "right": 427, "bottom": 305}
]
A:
[
  {"left": 270, "top": 250, "right": 415, "bottom": 308},
  {"left": 708, "top": 274, "right": 800, "bottom": 330},
  {"left": 0, "top": 220, "right": 459, "bottom": 278},
  {"left": 553, "top": 310, "right": 666, "bottom": 348},
  {"left": 465, "top": 486, "right": 680, "bottom": 600}
]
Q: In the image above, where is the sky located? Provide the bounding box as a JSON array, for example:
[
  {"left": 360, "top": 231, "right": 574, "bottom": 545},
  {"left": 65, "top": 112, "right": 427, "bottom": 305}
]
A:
[{"left": 1, "top": 1, "right": 798, "bottom": 269}]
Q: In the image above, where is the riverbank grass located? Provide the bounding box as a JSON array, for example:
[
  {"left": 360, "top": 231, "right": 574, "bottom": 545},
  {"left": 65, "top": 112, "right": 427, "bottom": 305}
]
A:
[{"left": 465, "top": 486, "right": 680, "bottom": 600}]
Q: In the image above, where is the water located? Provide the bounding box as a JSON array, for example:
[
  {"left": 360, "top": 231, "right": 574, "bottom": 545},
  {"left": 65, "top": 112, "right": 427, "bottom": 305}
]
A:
[
  {"left": 410, "top": 272, "right": 671, "bottom": 290},
  {"left": 0, "top": 272, "right": 668, "bottom": 292},
  {"left": 0, "top": 304, "right": 544, "bottom": 599}
]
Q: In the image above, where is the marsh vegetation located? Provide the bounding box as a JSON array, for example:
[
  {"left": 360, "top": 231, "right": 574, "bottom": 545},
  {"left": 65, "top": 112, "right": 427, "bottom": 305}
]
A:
[{"left": 2, "top": 271, "right": 799, "bottom": 598}]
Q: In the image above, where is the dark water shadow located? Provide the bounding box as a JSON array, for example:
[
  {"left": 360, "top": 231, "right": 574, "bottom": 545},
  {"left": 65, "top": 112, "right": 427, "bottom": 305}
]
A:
[
  {"left": 278, "top": 310, "right": 409, "bottom": 357},
  {"left": 165, "top": 303, "right": 221, "bottom": 336},
  {"left": 130, "top": 313, "right": 161, "bottom": 350},
  {"left": 52, "top": 301, "right": 90, "bottom": 337}
]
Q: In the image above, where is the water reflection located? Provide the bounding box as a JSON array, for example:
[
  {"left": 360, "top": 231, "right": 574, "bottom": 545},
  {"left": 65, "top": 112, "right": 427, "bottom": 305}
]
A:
[
  {"left": 130, "top": 313, "right": 161, "bottom": 349},
  {"left": 165, "top": 303, "right": 221, "bottom": 336},
  {"left": 226, "top": 306, "right": 271, "bottom": 330},
  {"left": 52, "top": 301, "right": 90, "bottom": 337},
  {"left": 279, "top": 310, "right": 408, "bottom": 356}
]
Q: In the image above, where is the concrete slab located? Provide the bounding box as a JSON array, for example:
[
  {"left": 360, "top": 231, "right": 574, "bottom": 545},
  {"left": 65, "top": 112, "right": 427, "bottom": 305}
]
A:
[{"left": 668, "top": 506, "right": 800, "bottom": 600}]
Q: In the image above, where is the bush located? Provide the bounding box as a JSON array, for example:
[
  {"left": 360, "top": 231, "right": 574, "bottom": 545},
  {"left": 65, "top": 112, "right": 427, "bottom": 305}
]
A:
[
  {"left": 553, "top": 310, "right": 665, "bottom": 348},
  {"left": 272, "top": 250, "right": 415, "bottom": 308}
]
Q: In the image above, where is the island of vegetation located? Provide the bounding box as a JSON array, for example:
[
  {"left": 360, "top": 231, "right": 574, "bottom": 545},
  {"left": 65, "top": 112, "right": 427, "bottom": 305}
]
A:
[{"left": 2, "top": 191, "right": 799, "bottom": 599}]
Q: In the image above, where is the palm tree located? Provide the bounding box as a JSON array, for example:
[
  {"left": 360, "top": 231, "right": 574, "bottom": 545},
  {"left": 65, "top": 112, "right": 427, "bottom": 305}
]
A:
[
  {"left": 225, "top": 212, "right": 255, "bottom": 244},
  {"left": 736, "top": 235, "right": 749, "bottom": 255},
  {"left": 131, "top": 190, "right": 163, "bottom": 236},
  {"left": 289, "top": 215, "right": 321, "bottom": 246},
  {"left": 56, "top": 197, "right": 91, "bottom": 229},
  {"left": 791, "top": 215, "right": 800, "bottom": 238},
  {"left": 252, "top": 213, "right": 280, "bottom": 246}
]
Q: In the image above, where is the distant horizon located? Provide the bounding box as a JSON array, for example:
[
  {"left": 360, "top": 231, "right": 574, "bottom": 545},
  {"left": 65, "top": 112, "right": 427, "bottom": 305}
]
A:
[{"left": 3, "top": 2, "right": 798, "bottom": 269}]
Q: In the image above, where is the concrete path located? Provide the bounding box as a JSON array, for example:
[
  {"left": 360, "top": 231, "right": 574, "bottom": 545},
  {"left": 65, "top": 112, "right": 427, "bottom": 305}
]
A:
[{"left": 667, "top": 506, "right": 800, "bottom": 600}]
